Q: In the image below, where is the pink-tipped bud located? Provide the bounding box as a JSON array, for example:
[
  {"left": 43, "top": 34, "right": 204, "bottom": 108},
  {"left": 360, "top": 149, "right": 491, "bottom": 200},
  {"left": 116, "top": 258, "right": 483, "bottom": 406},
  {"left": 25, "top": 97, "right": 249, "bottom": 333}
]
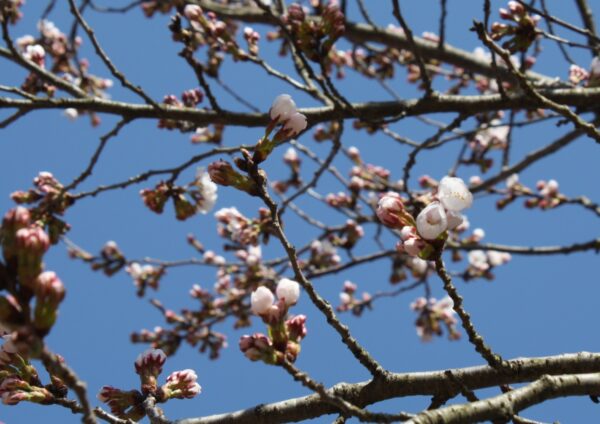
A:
[
  {"left": 134, "top": 348, "right": 166, "bottom": 377},
  {"left": 162, "top": 369, "right": 201, "bottom": 400},
  {"left": 376, "top": 192, "right": 408, "bottom": 228},
  {"left": 286, "top": 314, "right": 307, "bottom": 342},
  {"left": 34, "top": 271, "right": 65, "bottom": 306},
  {"left": 183, "top": 4, "right": 203, "bottom": 21},
  {"left": 239, "top": 333, "right": 273, "bottom": 362},
  {"left": 15, "top": 226, "right": 50, "bottom": 255}
]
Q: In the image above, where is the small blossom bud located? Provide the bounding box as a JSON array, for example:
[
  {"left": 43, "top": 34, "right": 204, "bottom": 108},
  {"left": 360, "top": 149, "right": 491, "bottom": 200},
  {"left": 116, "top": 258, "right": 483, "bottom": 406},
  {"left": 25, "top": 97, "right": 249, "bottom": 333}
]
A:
[
  {"left": 34, "top": 271, "right": 65, "bottom": 305},
  {"left": 270, "top": 94, "right": 297, "bottom": 123},
  {"left": 239, "top": 333, "right": 274, "bottom": 363},
  {"left": 282, "top": 112, "right": 308, "bottom": 136},
  {"left": 377, "top": 192, "right": 411, "bottom": 228},
  {"left": 276, "top": 278, "right": 300, "bottom": 306},
  {"left": 437, "top": 176, "right": 473, "bottom": 212},
  {"left": 184, "top": 4, "right": 203, "bottom": 21},
  {"left": 161, "top": 369, "right": 201, "bottom": 400},
  {"left": 134, "top": 348, "right": 166, "bottom": 377},
  {"left": 416, "top": 202, "right": 447, "bottom": 240},
  {"left": 250, "top": 286, "right": 275, "bottom": 315},
  {"left": 286, "top": 314, "right": 307, "bottom": 342}
]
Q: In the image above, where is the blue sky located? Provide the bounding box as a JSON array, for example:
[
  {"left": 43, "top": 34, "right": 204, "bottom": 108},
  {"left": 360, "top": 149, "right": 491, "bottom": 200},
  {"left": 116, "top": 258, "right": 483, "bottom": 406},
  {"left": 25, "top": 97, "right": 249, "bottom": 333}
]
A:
[{"left": 1, "top": 1, "right": 600, "bottom": 423}]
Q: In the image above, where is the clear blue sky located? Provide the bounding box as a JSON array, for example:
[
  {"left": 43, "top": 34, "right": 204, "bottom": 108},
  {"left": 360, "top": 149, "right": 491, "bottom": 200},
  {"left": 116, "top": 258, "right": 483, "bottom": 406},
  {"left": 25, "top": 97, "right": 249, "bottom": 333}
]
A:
[{"left": 1, "top": 1, "right": 599, "bottom": 423}]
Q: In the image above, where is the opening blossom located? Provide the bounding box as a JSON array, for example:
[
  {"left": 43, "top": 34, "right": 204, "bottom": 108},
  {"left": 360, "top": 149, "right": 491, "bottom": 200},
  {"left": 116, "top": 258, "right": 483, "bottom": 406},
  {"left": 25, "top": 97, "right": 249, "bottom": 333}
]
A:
[{"left": 416, "top": 202, "right": 448, "bottom": 240}]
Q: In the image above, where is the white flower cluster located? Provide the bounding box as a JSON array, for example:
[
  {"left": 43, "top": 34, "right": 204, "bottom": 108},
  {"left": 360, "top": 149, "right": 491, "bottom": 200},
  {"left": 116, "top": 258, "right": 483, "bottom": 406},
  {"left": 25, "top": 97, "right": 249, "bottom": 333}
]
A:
[
  {"left": 250, "top": 278, "right": 301, "bottom": 315},
  {"left": 416, "top": 176, "right": 473, "bottom": 240}
]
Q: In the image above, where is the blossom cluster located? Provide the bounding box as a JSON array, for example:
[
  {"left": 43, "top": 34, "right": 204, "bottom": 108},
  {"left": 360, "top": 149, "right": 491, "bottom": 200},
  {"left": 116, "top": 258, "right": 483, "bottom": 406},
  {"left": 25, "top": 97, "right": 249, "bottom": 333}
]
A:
[
  {"left": 97, "top": 348, "right": 201, "bottom": 421},
  {"left": 491, "top": 1, "right": 540, "bottom": 53},
  {"left": 411, "top": 296, "right": 460, "bottom": 341},
  {"left": 17, "top": 20, "right": 113, "bottom": 125},
  {"left": 377, "top": 176, "right": 473, "bottom": 259},
  {"left": 240, "top": 278, "right": 307, "bottom": 364}
]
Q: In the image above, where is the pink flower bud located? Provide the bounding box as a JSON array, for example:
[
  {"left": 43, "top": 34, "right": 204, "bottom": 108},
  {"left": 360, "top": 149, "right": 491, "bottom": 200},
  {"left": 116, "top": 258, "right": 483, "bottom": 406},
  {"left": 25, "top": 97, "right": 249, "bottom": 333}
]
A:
[
  {"left": 276, "top": 278, "right": 300, "bottom": 306},
  {"left": 250, "top": 286, "right": 274, "bottom": 315},
  {"left": 416, "top": 202, "right": 447, "bottom": 240},
  {"left": 270, "top": 94, "right": 297, "bottom": 123},
  {"left": 15, "top": 226, "right": 50, "bottom": 255},
  {"left": 437, "top": 176, "right": 473, "bottom": 212},
  {"left": 283, "top": 112, "right": 308, "bottom": 136},
  {"left": 183, "top": 4, "right": 203, "bottom": 21},
  {"left": 34, "top": 271, "right": 65, "bottom": 306},
  {"left": 376, "top": 192, "right": 407, "bottom": 228}
]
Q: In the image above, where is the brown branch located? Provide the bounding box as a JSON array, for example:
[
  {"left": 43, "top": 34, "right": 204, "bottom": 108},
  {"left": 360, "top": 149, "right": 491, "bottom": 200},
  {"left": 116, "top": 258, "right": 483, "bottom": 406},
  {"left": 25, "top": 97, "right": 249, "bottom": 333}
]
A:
[{"left": 173, "top": 352, "right": 600, "bottom": 424}]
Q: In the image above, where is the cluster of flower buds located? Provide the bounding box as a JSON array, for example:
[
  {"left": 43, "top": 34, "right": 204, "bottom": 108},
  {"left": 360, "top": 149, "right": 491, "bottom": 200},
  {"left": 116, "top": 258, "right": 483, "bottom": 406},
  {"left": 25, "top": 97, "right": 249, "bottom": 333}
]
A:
[
  {"left": 243, "top": 26, "right": 261, "bottom": 56},
  {"left": 253, "top": 95, "right": 308, "bottom": 164},
  {"left": 282, "top": 3, "right": 345, "bottom": 62},
  {"left": 181, "top": 4, "right": 244, "bottom": 60},
  {"left": 337, "top": 281, "right": 372, "bottom": 316},
  {"left": 126, "top": 263, "right": 165, "bottom": 297},
  {"left": 98, "top": 348, "right": 201, "bottom": 420},
  {"left": 214, "top": 207, "right": 274, "bottom": 246},
  {"left": 349, "top": 163, "right": 392, "bottom": 192},
  {"left": 569, "top": 64, "right": 589, "bottom": 86},
  {"left": 0, "top": 205, "right": 67, "bottom": 351},
  {"left": 157, "top": 88, "right": 204, "bottom": 130},
  {"left": 10, "top": 172, "right": 72, "bottom": 244},
  {"left": 301, "top": 239, "right": 341, "bottom": 270},
  {"left": 491, "top": 1, "right": 540, "bottom": 53},
  {"left": 525, "top": 179, "right": 564, "bottom": 210},
  {"left": 377, "top": 176, "right": 473, "bottom": 259},
  {"left": 411, "top": 296, "right": 460, "bottom": 341},
  {"left": 463, "top": 249, "right": 512, "bottom": 281},
  {"left": 17, "top": 21, "right": 112, "bottom": 124},
  {"left": 325, "top": 191, "right": 354, "bottom": 208},
  {"left": 272, "top": 147, "right": 303, "bottom": 194},
  {"left": 0, "top": 336, "right": 66, "bottom": 406},
  {"left": 495, "top": 173, "right": 527, "bottom": 209},
  {"left": 240, "top": 278, "right": 306, "bottom": 364},
  {"left": 140, "top": 172, "right": 217, "bottom": 221}
]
